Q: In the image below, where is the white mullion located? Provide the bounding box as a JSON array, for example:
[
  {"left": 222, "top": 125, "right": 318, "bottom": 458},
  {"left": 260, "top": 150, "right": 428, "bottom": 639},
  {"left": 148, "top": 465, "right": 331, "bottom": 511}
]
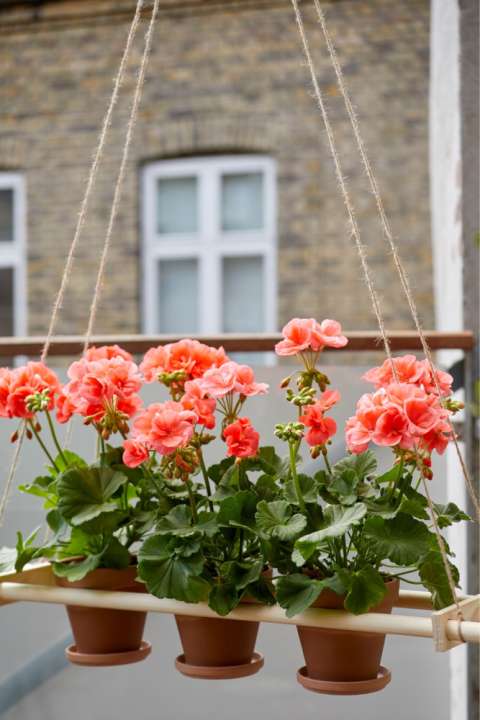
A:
[{"left": 201, "top": 162, "right": 219, "bottom": 333}]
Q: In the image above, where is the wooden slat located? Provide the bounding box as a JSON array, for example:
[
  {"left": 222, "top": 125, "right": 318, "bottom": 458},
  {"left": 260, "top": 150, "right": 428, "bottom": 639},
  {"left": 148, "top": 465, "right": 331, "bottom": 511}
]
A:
[{"left": 0, "top": 330, "right": 475, "bottom": 357}]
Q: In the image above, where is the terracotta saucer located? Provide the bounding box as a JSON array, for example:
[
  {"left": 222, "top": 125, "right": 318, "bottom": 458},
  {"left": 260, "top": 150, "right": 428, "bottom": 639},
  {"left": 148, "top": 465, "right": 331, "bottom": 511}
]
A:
[
  {"left": 175, "top": 652, "right": 264, "bottom": 680},
  {"left": 297, "top": 665, "right": 391, "bottom": 695},
  {"left": 66, "top": 641, "right": 152, "bottom": 667}
]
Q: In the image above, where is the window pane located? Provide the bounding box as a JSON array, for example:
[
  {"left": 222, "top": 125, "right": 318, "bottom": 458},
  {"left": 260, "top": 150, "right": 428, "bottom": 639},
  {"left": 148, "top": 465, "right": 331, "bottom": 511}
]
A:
[
  {"left": 221, "top": 173, "right": 264, "bottom": 232},
  {"left": 158, "top": 259, "right": 198, "bottom": 333},
  {"left": 0, "top": 267, "right": 14, "bottom": 335},
  {"left": 222, "top": 256, "right": 264, "bottom": 332},
  {"left": 156, "top": 177, "right": 198, "bottom": 234},
  {"left": 0, "top": 189, "right": 14, "bottom": 243}
]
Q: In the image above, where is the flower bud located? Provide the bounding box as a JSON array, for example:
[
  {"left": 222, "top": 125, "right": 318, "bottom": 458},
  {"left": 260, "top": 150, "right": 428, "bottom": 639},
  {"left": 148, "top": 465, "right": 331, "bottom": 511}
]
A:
[{"left": 10, "top": 430, "right": 19, "bottom": 443}]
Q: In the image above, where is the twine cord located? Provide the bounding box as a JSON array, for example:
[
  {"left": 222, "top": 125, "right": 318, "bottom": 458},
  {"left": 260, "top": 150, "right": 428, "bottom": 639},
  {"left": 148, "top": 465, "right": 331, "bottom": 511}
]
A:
[
  {"left": 40, "top": 0, "right": 145, "bottom": 364},
  {"left": 312, "top": 0, "right": 479, "bottom": 522},
  {"left": 0, "top": 423, "right": 26, "bottom": 525},
  {"left": 290, "top": 0, "right": 463, "bottom": 619},
  {"left": 83, "top": 0, "right": 160, "bottom": 349}
]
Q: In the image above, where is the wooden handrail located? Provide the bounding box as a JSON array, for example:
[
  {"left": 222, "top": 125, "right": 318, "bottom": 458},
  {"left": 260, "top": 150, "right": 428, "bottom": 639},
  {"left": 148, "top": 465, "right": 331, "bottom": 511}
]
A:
[{"left": 0, "top": 330, "right": 474, "bottom": 357}]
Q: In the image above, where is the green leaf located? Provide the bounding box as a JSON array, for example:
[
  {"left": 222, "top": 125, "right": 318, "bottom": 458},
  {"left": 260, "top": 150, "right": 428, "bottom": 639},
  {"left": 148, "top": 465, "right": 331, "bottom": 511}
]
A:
[
  {"left": 208, "top": 582, "right": 238, "bottom": 616},
  {"left": 220, "top": 559, "right": 263, "bottom": 590},
  {"left": 285, "top": 474, "right": 317, "bottom": 505},
  {"left": 364, "top": 513, "right": 433, "bottom": 566},
  {"left": 434, "top": 502, "right": 470, "bottom": 529},
  {"left": 341, "top": 566, "right": 387, "bottom": 615},
  {"left": 244, "top": 446, "right": 285, "bottom": 476},
  {"left": 217, "top": 491, "right": 257, "bottom": 530},
  {"left": 276, "top": 574, "right": 323, "bottom": 616},
  {"left": 0, "top": 547, "right": 17, "bottom": 574},
  {"left": 328, "top": 468, "right": 359, "bottom": 505},
  {"left": 138, "top": 534, "right": 209, "bottom": 603},
  {"left": 15, "top": 528, "right": 42, "bottom": 572},
  {"left": 101, "top": 537, "right": 131, "bottom": 569},
  {"left": 254, "top": 475, "right": 279, "bottom": 501},
  {"left": 255, "top": 500, "right": 307, "bottom": 540},
  {"left": 334, "top": 451, "right": 377, "bottom": 480},
  {"left": 244, "top": 576, "right": 276, "bottom": 605},
  {"left": 208, "top": 457, "right": 236, "bottom": 485},
  {"left": 276, "top": 573, "right": 347, "bottom": 618},
  {"left": 375, "top": 466, "right": 401, "bottom": 485},
  {"left": 295, "top": 503, "right": 367, "bottom": 561},
  {"left": 52, "top": 554, "right": 102, "bottom": 582},
  {"left": 57, "top": 467, "right": 127, "bottom": 526},
  {"left": 419, "top": 550, "right": 460, "bottom": 609},
  {"left": 156, "top": 505, "right": 195, "bottom": 536}
]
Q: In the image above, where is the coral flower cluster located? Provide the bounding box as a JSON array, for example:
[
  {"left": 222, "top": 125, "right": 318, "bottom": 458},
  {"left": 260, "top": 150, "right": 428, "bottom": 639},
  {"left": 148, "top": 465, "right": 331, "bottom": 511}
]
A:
[
  {"left": 346, "top": 358, "right": 454, "bottom": 456},
  {"left": 1, "top": 320, "right": 457, "bottom": 478},
  {"left": 0, "top": 363, "right": 61, "bottom": 419},
  {"left": 124, "top": 342, "right": 266, "bottom": 466}
]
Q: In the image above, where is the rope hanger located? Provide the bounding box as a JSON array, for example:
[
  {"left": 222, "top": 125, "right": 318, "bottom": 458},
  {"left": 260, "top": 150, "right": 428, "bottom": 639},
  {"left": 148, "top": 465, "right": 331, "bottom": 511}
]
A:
[
  {"left": 0, "top": 0, "right": 158, "bottom": 524},
  {"left": 0, "top": 0, "right": 476, "bottom": 629},
  {"left": 289, "top": 0, "right": 477, "bottom": 624}
]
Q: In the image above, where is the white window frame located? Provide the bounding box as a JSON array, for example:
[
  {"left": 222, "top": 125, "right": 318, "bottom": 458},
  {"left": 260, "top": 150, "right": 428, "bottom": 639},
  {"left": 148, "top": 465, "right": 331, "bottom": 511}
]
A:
[
  {"left": 141, "top": 155, "right": 277, "bottom": 336},
  {"left": 0, "top": 173, "right": 26, "bottom": 337}
]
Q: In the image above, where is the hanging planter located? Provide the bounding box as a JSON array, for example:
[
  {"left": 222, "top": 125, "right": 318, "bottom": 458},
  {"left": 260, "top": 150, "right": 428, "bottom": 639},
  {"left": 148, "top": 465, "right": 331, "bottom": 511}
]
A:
[
  {"left": 2, "top": 321, "right": 470, "bottom": 687},
  {"left": 174, "top": 612, "right": 263, "bottom": 680},
  {"left": 173, "top": 570, "right": 271, "bottom": 679},
  {"left": 296, "top": 578, "right": 399, "bottom": 694},
  {"left": 56, "top": 565, "right": 150, "bottom": 667}
]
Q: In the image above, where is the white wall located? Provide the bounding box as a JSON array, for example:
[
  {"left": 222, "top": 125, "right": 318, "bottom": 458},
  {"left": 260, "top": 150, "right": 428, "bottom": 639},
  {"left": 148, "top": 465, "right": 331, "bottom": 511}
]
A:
[{"left": 430, "top": 2, "right": 468, "bottom": 719}]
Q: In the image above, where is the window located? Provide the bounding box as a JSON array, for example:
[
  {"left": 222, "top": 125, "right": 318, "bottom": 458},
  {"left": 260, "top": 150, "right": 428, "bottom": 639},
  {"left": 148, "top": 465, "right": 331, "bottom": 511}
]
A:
[
  {"left": 141, "top": 156, "right": 276, "bottom": 344},
  {"left": 0, "top": 174, "right": 26, "bottom": 339}
]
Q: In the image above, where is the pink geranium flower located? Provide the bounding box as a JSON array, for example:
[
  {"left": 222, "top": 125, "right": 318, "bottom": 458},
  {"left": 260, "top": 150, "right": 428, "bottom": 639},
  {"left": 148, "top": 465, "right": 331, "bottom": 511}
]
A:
[
  {"left": 84, "top": 345, "right": 133, "bottom": 363},
  {"left": 55, "top": 390, "right": 76, "bottom": 424},
  {"left": 223, "top": 417, "right": 259, "bottom": 458},
  {"left": 363, "top": 355, "right": 453, "bottom": 398},
  {"left": 182, "top": 379, "right": 216, "bottom": 430},
  {"left": 198, "top": 361, "right": 268, "bottom": 400},
  {"left": 0, "top": 368, "right": 13, "bottom": 418},
  {"left": 64, "top": 354, "right": 143, "bottom": 424},
  {"left": 345, "top": 380, "right": 451, "bottom": 456},
  {"left": 122, "top": 439, "right": 150, "bottom": 468},
  {"left": 130, "top": 401, "right": 197, "bottom": 455},
  {"left": 6, "top": 363, "right": 61, "bottom": 419},
  {"left": 299, "top": 397, "right": 338, "bottom": 447},
  {"left": 275, "top": 318, "right": 348, "bottom": 357},
  {"left": 140, "top": 340, "right": 227, "bottom": 384}
]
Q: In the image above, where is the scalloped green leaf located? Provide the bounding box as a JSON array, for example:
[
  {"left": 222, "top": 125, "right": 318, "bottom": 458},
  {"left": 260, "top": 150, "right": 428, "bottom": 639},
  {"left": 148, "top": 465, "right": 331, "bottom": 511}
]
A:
[
  {"left": 255, "top": 500, "right": 306, "bottom": 540},
  {"left": 57, "top": 467, "right": 127, "bottom": 526},
  {"left": 364, "top": 513, "right": 433, "bottom": 565},
  {"left": 295, "top": 503, "right": 367, "bottom": 561}
]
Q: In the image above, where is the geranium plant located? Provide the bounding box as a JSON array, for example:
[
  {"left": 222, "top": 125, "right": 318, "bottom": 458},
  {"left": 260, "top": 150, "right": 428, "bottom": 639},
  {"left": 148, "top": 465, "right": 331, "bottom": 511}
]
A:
[
  {"left": 126, "top": 342, "right": 277, "bottom": 615},
  {"left": 255, "top": 319, "right": 469, "bottom": 617},
  {"left": 2, "top": 347, "right": 158, "bottom": 582}
]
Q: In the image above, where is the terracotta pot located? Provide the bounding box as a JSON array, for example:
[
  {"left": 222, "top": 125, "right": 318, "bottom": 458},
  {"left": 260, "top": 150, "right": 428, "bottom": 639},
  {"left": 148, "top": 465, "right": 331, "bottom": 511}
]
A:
[
  {"left": 56, "top": 566, "right": 150, "bottom": 665},
  {"left": 296, "top": 578, "right": 399, "bottom": 694},
  {"left": 174, "top": 571, "right": 271, "bottom": 679}
]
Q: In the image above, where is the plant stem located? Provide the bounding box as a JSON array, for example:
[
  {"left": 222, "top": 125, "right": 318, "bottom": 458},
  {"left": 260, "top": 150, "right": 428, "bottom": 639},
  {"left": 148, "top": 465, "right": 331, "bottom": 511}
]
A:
[
  {"left": 289, "top": 440, "right": 306, "bottom": 513},
  {"left": 28, "top": 420, "right": 59, "bottom": 471},
  {"left": 238, "top": 528, "right": 244, "bottom": 560},
  {"left": 198, "top": 448, "right": 214, "bottom": 512},
  {"left": 322, "top": 450, "right": 333, "bottom": 475},
  {"left": 45, "top": 409, "right": 68, "bottom": 466},
  {"left": 388, "top": 453, "right": 404, "bottom": 502},
  {"left": 186, "top": 480, "right": 198, "bottom": 523}
]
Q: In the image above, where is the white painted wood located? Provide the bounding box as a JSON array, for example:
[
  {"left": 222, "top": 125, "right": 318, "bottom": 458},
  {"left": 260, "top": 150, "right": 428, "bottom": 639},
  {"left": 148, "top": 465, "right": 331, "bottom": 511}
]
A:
[
  {"left": 141, "top": 155, "right": 277, "bottom": 337},
  {"left": 0, "top": 582, "right": 478, "bottom": 644},
  {"left": 0, "top": 173, "right": 27, "bottom": 337},
  {"left": 430, "top": 1, "right": 468, "bottom": 716}
]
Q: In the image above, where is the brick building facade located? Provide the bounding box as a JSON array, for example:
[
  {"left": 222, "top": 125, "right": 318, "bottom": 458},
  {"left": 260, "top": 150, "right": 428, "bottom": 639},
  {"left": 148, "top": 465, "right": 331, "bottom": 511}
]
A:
[{"left": 0, "top": 0, "right": 433, "bottom": 342}]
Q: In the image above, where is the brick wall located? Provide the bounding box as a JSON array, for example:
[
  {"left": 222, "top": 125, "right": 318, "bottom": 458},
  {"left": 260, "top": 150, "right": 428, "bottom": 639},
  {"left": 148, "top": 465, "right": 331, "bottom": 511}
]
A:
[{"left": 0, "top": 0, "right": 433, "bottom": 338}]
